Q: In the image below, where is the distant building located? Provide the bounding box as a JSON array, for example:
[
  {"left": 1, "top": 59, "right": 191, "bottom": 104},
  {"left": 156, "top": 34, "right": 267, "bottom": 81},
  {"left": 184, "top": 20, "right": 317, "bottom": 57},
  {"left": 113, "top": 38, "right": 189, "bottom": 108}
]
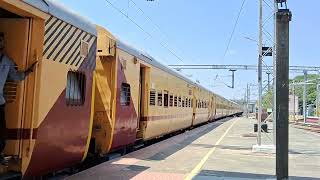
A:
[{"left": 289, "top": 94, "right": 299, "bottom": 115}]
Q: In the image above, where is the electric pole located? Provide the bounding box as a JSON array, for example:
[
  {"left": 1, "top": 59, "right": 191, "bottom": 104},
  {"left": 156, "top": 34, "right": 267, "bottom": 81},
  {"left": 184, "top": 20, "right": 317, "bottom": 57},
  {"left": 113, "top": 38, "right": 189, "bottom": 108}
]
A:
[
  {"left": 303, "top": 70, "right": 308, "bottom": 123},
  {"left": 246, "top": 83, "right": 250, "bottom": 118},
  {"left": 275, "top": 4, "right": 291, "bottom": 180},
  {"left": 257, "top": 0, "right": 263, "bottom": 146},
  {"left": 293, "top": 80, "right": 296, "bottom": 121}
]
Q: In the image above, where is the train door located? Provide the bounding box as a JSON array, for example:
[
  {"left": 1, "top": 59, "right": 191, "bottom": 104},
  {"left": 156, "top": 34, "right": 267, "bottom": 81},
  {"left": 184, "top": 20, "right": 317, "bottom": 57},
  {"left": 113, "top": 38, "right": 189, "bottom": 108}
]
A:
[
  {"left": 0, "top": 18, "right": 30, "bottom": 158},
  {"left": 0, "top": 15, "right": 38, "bottom": 172},
  {"left": 137, "top": 65, "right": 147, "bottom": 138}
]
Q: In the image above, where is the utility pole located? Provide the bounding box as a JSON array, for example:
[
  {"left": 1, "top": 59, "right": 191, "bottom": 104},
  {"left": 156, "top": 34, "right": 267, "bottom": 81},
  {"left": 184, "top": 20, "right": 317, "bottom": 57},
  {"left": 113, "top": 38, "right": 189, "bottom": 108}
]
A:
[
  {"left": 248, "top": 84, "right": 251, "bottom": 115},
  {"left": 246, "top": 83, "right": 250, "bottom": 118},
  {"left": 317, "top": 84, "right": 319, "bottom": 121},
  {"left": 293, "top": 80, "right": 296, "bottom": 121},
  {"left": 303, "top": 70, "right": 308, "bottom": 123},
  {"left": 273, "top": 0, "right": 278, "bottom": 146},
  {"left": 275, "top": 6, "right": 291, "bottom": 180},
  {"left": 257, "top": 0, "right": 263, "bottom": 146},
  {"left": 244, "top": 90, "right": 247, "bottom": 115}
]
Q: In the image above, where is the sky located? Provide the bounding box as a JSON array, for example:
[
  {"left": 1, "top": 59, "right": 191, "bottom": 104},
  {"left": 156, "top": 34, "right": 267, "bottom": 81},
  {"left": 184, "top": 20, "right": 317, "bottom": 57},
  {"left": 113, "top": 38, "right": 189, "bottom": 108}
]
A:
[{"left": 57, "top": 0, "right": 320, "bottom": 100}]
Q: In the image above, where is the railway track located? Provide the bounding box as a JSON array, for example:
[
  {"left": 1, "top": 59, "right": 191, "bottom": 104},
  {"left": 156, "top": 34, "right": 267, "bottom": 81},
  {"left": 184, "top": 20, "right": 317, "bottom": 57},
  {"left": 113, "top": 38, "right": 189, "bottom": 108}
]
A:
[{"left": 291, "top": 122, "right": 320, "bottom": 134}]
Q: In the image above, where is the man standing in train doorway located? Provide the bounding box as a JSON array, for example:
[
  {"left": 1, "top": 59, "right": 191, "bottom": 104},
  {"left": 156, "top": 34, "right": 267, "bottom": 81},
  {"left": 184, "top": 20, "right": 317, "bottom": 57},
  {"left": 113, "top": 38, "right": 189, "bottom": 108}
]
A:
[{"left": 0, "top": 32, "right": 37, "bottom": 165}]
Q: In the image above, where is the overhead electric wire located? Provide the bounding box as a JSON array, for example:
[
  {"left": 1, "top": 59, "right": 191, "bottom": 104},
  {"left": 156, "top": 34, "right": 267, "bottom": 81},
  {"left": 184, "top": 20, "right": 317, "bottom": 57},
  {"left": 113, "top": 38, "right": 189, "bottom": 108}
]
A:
[
  {"left": 223, "top": 0, "right": 247, "bottom": 58},
  {"left": 104, "top": 0, "right": 185, "bottom": 63},
  {"left": 129, "top": 0, "right": 202, "bottom": 64},
  {"left": 129, "top": 0, "right": 205, "bottom": 64}
]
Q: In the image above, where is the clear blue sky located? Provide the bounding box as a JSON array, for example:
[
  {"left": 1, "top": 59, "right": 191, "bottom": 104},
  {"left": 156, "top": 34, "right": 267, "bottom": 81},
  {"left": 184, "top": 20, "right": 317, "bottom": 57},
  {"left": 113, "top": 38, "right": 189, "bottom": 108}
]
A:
[{"left": 57, "top": 0, "right": 319, "bottom": 100}]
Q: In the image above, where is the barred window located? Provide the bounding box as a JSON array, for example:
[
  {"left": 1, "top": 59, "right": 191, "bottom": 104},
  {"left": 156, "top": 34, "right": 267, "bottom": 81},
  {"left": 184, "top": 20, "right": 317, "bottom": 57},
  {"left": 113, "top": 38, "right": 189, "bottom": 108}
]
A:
[
  {"left": 150, "top": 89, "right": 156, "bottom": 106},
  {"left": 182, "top": 96, "right": 185, "bottom": 107},
  {"left": 66, "top": 71, "right": 86, "bottom": 106},
  {"left": 120, "top": 83, "right": 131, "bottom": 106},
  {"left": 158, "top": 91, "right": 163, "bottom": 106},
  {"left": 174, "top": 96, "right": 178, "bottom": 107},
  {"left": 169, "top": 95, "right": 174, "bottom": 107},
  {"left": 178, "top": 96, "right": 181, "bottom": 107},
  {"left": 185, "top": 97, "right": 188, "bottom": 107},
  {"left": 164, "top": 91, "right": 169, "bottom": 108}
]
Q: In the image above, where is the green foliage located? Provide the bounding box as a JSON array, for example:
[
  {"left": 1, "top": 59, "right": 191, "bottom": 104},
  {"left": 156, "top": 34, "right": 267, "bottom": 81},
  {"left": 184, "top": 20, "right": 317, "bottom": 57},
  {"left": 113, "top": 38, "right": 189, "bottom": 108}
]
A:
[
  {"left": 261, "top": 74, "right": 320, "bottom": 110},
  {"left": 262, "top": 90, "right": 273, "bottom": 109},
  {"left": 290, "top": 74, "right": 320, "bottom": 107}
]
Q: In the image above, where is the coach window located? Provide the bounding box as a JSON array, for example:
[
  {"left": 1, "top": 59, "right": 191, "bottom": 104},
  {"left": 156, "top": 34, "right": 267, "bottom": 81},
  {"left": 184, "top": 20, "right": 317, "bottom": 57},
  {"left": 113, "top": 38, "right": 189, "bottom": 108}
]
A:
[
  {"left": 182, "top": 96, "right": 185, "bottom": 107},
  {"left": 169, "top": 94, "right": 174, "bottom": 107},
  {"left": 185, "top": 97, "right": 188, "bottom": 107},
  {"left": 120, "top": 83, "right": 131, "bottom": 106},
  {"left": 66, "top": 71, "right": 86, "bottom": 106},
  {"left": 178, "top": 96, "right": 182, "bottom": 107},
  {"left": 164, "top": 91, "right": 169, "bottom": 108},
  {"left": 150, "top": 89, "right": 156, "bottom": 106},
  {"left": 158, "top": 91, "right": 163, "bottom": 106},
  {"left": 185, "top": 98, "right": 188, "bottom": 107},
  {"left": 174, "top": 96, "right": 178, "bottom": 107}
]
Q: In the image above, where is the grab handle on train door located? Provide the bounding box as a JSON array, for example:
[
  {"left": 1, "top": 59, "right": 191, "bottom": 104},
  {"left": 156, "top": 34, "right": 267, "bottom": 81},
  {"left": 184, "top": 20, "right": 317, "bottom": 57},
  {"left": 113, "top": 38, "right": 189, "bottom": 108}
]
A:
[{"left": 28, "top": 51, "right": 39, "bottom": 157}]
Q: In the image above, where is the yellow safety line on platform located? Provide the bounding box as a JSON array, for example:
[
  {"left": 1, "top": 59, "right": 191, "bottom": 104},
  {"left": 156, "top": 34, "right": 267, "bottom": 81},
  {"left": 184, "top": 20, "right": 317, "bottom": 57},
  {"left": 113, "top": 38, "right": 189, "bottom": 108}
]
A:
[{"left": 184, "top": 119, "right": 238, "bottom": 180}]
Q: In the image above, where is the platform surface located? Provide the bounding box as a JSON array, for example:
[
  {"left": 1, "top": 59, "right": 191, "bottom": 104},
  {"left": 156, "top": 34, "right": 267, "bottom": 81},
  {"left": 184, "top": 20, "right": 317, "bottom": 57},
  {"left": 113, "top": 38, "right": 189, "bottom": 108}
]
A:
[{"left": 65, "top": 117, "right": 320, "bottom": 180}]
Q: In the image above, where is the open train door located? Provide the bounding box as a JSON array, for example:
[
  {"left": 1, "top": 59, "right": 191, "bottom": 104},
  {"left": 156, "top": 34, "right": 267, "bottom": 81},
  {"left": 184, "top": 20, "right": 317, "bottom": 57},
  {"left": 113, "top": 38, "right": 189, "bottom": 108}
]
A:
[{"left": 0, "top": 13, "right": 41, "bottom": 176}]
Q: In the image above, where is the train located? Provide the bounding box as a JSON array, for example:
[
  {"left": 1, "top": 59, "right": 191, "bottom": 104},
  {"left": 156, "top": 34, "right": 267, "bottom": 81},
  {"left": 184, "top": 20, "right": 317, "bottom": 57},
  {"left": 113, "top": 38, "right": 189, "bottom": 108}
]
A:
[{"left": 0, "top": 0, "right": 242, "bottom": 178}]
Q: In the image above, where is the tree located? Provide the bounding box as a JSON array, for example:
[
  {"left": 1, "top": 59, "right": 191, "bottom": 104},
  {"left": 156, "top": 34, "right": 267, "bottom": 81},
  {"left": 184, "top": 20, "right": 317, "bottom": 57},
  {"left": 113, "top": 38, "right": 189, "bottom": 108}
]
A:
[
  {"left": 261, "top": 74, "right": 319, "bottom": 111},
  {"left": 262, "top": 89, "right": 273, "bottom": 109},
  {"left": 290, "top": 74, "right": 319, "bottom": 109}
]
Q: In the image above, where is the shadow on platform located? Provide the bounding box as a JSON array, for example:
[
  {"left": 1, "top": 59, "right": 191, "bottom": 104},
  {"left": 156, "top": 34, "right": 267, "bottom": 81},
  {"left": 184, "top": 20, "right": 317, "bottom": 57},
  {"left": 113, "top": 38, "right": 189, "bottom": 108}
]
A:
[{"left": 194, "top": 170, "right": 320, "bottom": 180}]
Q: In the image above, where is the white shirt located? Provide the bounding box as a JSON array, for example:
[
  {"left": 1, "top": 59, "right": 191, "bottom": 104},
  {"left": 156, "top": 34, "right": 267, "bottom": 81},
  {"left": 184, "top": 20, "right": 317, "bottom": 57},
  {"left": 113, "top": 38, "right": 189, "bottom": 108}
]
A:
[{"left": 0, "top": 54, "right": 25, "bottom": 105}]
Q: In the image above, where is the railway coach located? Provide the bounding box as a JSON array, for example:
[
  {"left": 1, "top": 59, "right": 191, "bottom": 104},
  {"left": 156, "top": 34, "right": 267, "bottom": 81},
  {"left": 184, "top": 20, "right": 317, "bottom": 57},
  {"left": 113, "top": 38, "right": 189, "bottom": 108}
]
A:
[
  {"left": 0, "top": 0, "right": 96, "bottom": 177},
  {"left": 0, "top": 0, "right": 242, "bottom": 178},
  {"left": 90, "top": 26, "right": 242, "bottom": 156}
]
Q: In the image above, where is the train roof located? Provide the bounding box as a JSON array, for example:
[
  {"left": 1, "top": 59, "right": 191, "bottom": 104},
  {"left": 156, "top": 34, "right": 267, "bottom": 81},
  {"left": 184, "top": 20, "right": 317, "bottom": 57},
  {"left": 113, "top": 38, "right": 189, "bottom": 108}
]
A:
[
  {"left": 117, "top": 40, "right": 223, "bottom": 97},
  {"left": 23, "top": 0, "right": 97, "bottom": 36},
  {"left": 117, "top": 41, "right": 240, "bottom": 107}
]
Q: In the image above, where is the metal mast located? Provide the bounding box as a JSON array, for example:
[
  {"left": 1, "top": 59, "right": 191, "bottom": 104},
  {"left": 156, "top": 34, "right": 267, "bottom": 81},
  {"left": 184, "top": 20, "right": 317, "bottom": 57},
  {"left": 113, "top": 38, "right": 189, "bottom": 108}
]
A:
[
  {"left": 273, "top": 0, "right": 278, "bottom": 146},
  {"left": 257, "top": 0, "right": 263, "bottom": 146},
  {"left": 303, "top": 70, "right": 308, "bottom": 123}
]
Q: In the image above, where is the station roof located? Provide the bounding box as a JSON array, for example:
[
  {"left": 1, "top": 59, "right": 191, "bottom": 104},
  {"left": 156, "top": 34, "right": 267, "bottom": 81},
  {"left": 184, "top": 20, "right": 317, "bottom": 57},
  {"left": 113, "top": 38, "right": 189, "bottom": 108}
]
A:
[{"left": 23, "top": 0, "right": 97, "bottom": 36}]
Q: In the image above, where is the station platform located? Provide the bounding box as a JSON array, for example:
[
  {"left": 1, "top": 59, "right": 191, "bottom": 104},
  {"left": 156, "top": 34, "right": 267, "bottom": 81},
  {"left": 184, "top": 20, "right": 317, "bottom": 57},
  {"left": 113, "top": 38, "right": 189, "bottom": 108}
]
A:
[{"left": 66, "top": 117, "right": 320, "bottom": 180}]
